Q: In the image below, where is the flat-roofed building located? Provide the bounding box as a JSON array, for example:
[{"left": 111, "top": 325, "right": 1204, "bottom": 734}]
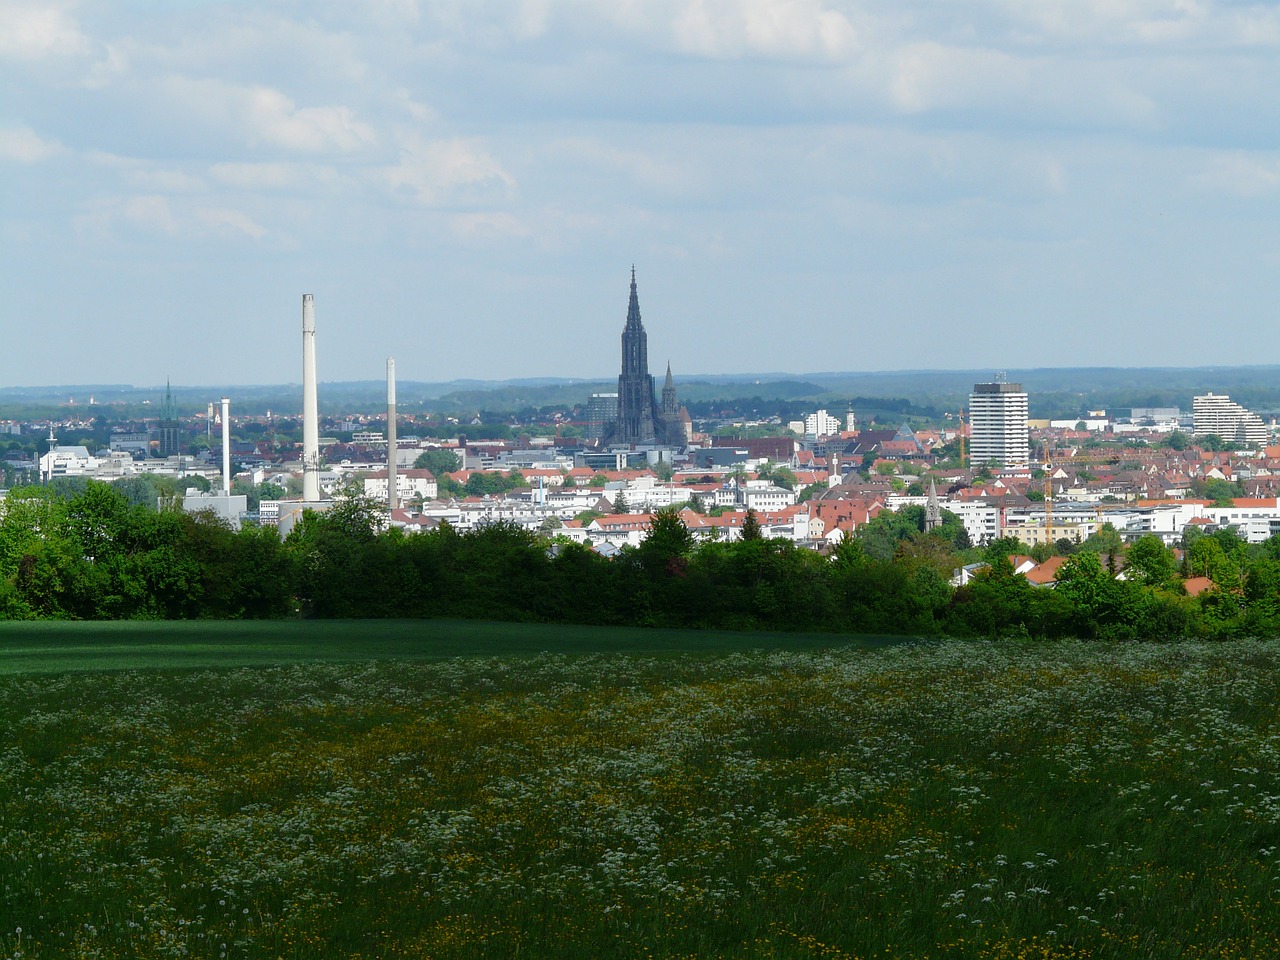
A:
[
  {"left": 968, "top": 380, "right": 1029, "bottom": 468},
  {"left": 1193, "top": 393, "right": 1268, "bottom": 446}
]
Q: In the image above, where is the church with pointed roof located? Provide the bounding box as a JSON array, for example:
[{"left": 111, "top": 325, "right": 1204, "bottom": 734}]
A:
[{"left": 602, "top": 269, "right": 686, "bottom": 447}]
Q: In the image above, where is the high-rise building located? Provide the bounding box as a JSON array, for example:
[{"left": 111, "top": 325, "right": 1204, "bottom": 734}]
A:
[
  {"left": 803, "top": 409, "right": 841, "bottom": 438},
  {"left": 155, "top": 381, "right": 181, "bottom": 456},
  {"left": 586, "top": 393, "right": 619, "bottom": 440},
  {"left": 602, "top": 269, "right": 683, "bottom": 446},
  {"left": 968, "top": 380, "right": 1029, "bottom": 469},
  {"left": 1193, "top": 393, "right": 1268, "bottom": 446}
]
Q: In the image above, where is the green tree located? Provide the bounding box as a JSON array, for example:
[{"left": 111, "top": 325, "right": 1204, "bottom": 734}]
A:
[
  {"left": 1125, "top": 535, "right": 1176, "bottom": 588},
  {"left": 770, "top": 466, "right": 798, "bottom": 490},
  {"left": 639, "top": 507, "right": 695, "bottom": 566},
  {"left": 797, "top": 482, "right": 825, "bottom": 503},
  {"left": 1079, "top": 523, "right": 1123, "bottom": 558},
  {"left": 741, "top": 508, "right": 763, "bottom": 541},
  {"left": 414, "top": 448, "right": 461, "bottom": 476}
]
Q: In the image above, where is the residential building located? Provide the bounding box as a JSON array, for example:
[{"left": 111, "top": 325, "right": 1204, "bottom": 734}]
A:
[
  {"left": 803, "top": 409, "right": 841, "bottom": 438},
  {"left": 362, "top": 468, "right": 438, "bottom": 503},
  {"left": 968, "top": 380, "right": 1029, "bottom": 468},
  {"left": 1192, "top": 393, "right": 1268, "bottom": 446}
]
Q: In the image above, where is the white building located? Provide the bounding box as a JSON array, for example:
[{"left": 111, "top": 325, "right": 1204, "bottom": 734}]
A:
[
  {"left": 737, "top": 481, "right": 797, "bottom": 512},
  {"left": 942, "top": 498, "right": 1003, "bottom": 546},
  {"left": 1192, "top": 393, "right": 1268, "bottom": 446},
  {"left": 39, "top": 445, "right": 97, "bottom": 480},
  {"left": 803, "top": 409, "right": 842, "bottom": 439},
  {"left": 361, "top": 468, "right": 438, "bottom": 503},
  {"left": 968, "top": 381, "right": 1029, "bottom": 469}
]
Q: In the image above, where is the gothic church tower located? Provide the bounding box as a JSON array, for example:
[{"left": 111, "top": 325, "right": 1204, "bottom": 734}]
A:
[{"left": 605, "top": 268, "right": 682, "bottom": 446}]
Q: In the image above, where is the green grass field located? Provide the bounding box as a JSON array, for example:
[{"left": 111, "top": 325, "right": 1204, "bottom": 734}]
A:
[
  {"left": 3, "top": 628, "right": 1280, "bottom": 959},
  {"left": 0, "top": 619, "right": 901, "bottom": 674}
]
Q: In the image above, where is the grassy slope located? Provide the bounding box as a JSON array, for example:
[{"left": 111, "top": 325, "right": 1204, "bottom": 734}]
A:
[
  {"left": 0, "top": 619, "right": 905, "bottom": 675},
  {"left": 5, "top": 641, "right": 1280, "bottom": 959}
]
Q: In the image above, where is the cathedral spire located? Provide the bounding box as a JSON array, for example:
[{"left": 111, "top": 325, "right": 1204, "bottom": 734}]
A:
[
  {"left": 662, "top": 361, "right": 677, "bottom": 416},
  {"left": 626, "top": 265, "right": 642, "bottom": 332}
]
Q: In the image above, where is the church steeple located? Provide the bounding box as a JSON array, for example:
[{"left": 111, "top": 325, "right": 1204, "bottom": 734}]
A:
[
  {"left": 621, "top": 266, "right": 647, "bottom": 379},
  {"left": 662, "top": 361, "right": 677, "bottom": 416},
  {"left": 925, "top": 478, "right": 942, "bottom": 532}
]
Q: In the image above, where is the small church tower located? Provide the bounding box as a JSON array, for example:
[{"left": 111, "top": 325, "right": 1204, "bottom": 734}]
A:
[{"left": 924, "top": 478, "right": 942, "bottom": 532}]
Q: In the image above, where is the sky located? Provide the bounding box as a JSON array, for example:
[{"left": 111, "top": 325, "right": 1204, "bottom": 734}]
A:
[{"left": 4, "top": 0, "right": 1280, "bottom": 388}]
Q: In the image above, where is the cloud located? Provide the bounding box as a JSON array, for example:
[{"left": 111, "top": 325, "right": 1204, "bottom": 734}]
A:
[
  {"left": 195, "top": 206, "right": 267, "bottom": 239},
  {"left": 548, "top": 138, "right": 694, "bottom": 193},
  {"left": 161, "top": 77, "right": 377, "bottom": 154},
  {"left": 209, "top": 161, "right": 347, "bottom": 194},
  {"left": 450, "top": 211, "right": 532, "bottom": 241},
  {"left": 0, "top": 2, "right": 88, "bottom": 60},
  {"left": 86, "top": 151, "right": 206, "bottom": 191},
  {"left": 380, "top": 136, "right": 515, "bottom": 204},
  {"left": 0, "top": 124, "right": 67, "bottom": 163},
  {"left": 1190, "top": 152, "right": 1280, "bottom": 198},
  {"left": 75, "top": 194, "right": 266, "bottom": 242},
  {"left": 670, "top": 0, "right": 859, "bottom": 60}
]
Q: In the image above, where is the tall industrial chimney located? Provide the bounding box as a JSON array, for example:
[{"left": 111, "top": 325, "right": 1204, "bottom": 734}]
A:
[
  {"left": 220, "top": 397, "right": 231, "bottom": 496},
  {"left": 302, "top": 294, "right": 320, "bottom": 502},
  {"left": 386, "top": 357, "right": 398, "bottom": 513}
]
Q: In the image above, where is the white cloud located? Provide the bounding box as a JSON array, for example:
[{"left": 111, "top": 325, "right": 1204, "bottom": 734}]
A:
[
  {"left": 0, "top": 2, "right": 88, "bottom": 60},
  {"left": 86, "top": 152, "right": 206, "bottom": 192},
  {"left": 0, "top": 124, "right": 66, "bottom": 163},
  {"left": 380, "top": 136, "right": 515, "bottom": 204},
  {"left": 74, "top": 193, "right": 270, "bottom": 242},
  {"left": 548, "top": 138, "right": 693, "bottom": 192},
  {"left": 162, "top": 77, "right": 377, "bottom": 155},
  {"left": 195, "top": 206, "right": 267, "bottom": 239},
  {"left": 450, "top": 211, "right": 532, "bottom": 241},
  {"left": 103, "top": 193, "right": 177, "bottom": 235},
  {"left": 209, "top": 161, "right": 346, "bottom": 194},
  {"left": 616, "top": 0, "right": 859, "bottom": 61},
  {"left": 1191, "top": 152, "right": 1280, "bottom": 198}
]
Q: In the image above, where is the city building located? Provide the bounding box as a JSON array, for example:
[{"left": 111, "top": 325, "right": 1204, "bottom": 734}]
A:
[
  {"left": 803, "top": 409, "right": 842, "bottom": 439},
  {"left": 968, "top": 379, "right": 1030, "bottom": 468},
  {"left": 586, "top": 393, "right": 618, "bottom": 440},
  {"left": 1193, "top": 393, "right": 1268, "bottom": 446}
]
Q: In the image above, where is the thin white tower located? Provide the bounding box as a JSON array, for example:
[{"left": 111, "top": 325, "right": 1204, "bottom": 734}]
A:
[
  {"left": 302, "top": 294, "right": 321, "bottom": 502},
  {"left": 386, "top": 357, "right": 398, "bottom": 513},
  {"left": 220, "top": 397, "right": 231, "bottom": 495}
]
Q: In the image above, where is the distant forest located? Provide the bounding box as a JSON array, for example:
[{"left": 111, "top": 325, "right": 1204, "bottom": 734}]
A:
[{"left": 6, "top": 366, "right": 1280, "bottom": 423}]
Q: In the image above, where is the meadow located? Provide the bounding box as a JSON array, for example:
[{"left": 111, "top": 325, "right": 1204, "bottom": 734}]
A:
[{"left": 2, "top": 631, "right": 1280, "bottom": 959}]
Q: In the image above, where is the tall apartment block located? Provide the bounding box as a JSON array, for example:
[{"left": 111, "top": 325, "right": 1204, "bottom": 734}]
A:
[
  {"left": 968, "top": 380, "right": 1030, "bottom": 469},
  {"left": 1193, "top": 393, "right": 1269, "bottom": 446}
]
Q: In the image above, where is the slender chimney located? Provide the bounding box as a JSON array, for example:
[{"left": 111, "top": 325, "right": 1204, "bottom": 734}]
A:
[
  {"left": 302, "top": 294, "right": 320, "bottom": 502},
  {"left": 386, "top": 357, "right": 398, "bottom": 512},
  {"left": 220, "top": 397, "right": 232, "bottom": 495}
]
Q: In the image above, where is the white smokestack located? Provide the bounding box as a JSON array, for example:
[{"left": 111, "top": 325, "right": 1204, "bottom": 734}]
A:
[
  {"left": 302, "top": 294, "right": 320, "bottom": 502},
  {"left": 387, "top": 357, "right": 398, "bottom": 512},
  {"left": 220, "top": 397, "right": 231, "bottom": 496}
]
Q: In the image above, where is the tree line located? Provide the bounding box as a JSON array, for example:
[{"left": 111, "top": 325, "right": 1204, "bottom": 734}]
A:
[{"left": 4, "top": 480, "right": 1280, "bottom": 640}]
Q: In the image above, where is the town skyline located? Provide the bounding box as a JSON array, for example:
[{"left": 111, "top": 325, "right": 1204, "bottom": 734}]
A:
[{"left": 7, "top": 2, "right": 1280, "bottom": 386}]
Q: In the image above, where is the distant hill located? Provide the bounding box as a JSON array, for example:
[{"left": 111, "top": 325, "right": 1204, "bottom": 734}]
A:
[{"left": 5, "top": 366, "right": 1280, "bottom": 421}]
